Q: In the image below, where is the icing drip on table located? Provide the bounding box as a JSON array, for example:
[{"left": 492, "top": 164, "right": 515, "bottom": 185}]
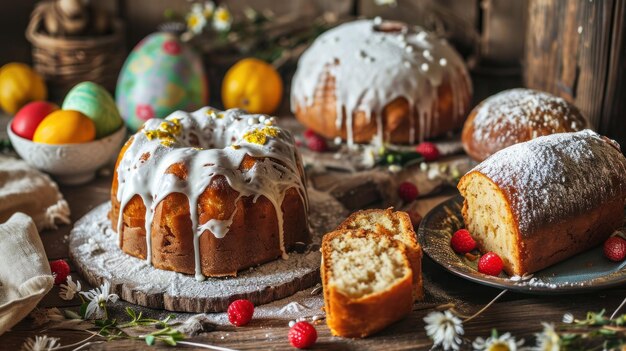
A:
[
  {"left": 291, "top": 18, "right": 471, "bottom": 145},
  {"left": 115, "top": 107, "right": 308, "bottom": 281},
  {"left": 473, "top": 130, "right": 626, "bottom": 236}
]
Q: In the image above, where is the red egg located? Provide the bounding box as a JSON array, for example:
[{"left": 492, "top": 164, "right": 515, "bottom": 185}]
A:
[{"left": 11, "top": 101, "right": 59, "bottom": 139}]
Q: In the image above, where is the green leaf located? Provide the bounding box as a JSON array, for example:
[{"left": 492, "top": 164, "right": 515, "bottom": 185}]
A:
[
  {"left": 598, "top": 327, "right": 617, "bottom": 336},
  {"left": 125, "top": 307, "right": 136, "bottom": 320},
  {"left": 491, "top": 329, "right": 498, "bottom": 338},
  {"left": 145, "top": 335, "right": 155, "bottom": 346},
  {"left": 162, "top": 336, "right": 177, "bottom": 346},
  {"left": 64, "top": 309, "right": 82, "bottom": 320},
  {"left": 79, "top": 302, "right": 89, "bottom": 319}
]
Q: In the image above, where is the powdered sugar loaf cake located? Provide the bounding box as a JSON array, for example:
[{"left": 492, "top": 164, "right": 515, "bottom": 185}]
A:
[
  {"left": 110, "top": 107, "right": 309, "bottom": 280},
  {"left": 291, "top": 18, "right": 472, "bottom": 145},
  {"left": 458, "top": 130, "right": 626, "bottom": 275},
  {"left": 462, "top": 88, "right": 588, "bottom": 161}
]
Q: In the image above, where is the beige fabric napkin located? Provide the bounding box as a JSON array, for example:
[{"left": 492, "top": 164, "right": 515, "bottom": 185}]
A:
[
  {"left": 0, "top": 156, "right": 70, "bottom": 230},
  {"left": 0, "top": 213, "right": 54, "bottom": 335}
]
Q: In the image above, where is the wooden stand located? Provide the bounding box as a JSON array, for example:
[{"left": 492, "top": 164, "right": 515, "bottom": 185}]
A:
[{"left": 69, "top": 193, "right": 347, "bottom": 313}]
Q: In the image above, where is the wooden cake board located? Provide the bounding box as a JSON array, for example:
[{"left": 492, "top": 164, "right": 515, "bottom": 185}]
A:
[{"left": 68, "top": 190, "right": 347, "bottom": 313}]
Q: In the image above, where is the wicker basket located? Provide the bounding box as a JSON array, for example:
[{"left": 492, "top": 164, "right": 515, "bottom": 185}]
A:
[{"left": 25, "top": 4, "right": 125, "bottom": 100}]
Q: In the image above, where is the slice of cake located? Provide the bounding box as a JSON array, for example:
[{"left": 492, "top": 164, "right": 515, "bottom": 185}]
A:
[
  {"left": 321, "top": 229, "right": 414, "bottom": 338},
  {"left": 458, "top": 130, "right": 626, "bottom": 276},
  {"left": 337, "top": 208, "right": 423, "bottom": 300}
]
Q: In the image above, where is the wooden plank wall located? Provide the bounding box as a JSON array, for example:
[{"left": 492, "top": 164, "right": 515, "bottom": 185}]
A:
[{"left": 524, "top": 0, "right": 625, "bottom": 146}]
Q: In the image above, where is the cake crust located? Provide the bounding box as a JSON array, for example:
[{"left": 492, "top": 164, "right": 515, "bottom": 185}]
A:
[
  {"left": 110, "top": 108, "right": 309, "bottom": 279},
  {"left": 459, "top": 130, "right": 626, "bottom": 275},
  {"left": 321, "top": 229, "right": 413, "bottom": 338},
  {"left": 462, "top": 88, "right": 588, "bottom": 161},
  {"left": 337, "top": 208, "right": 423, "bottom": 300},
  {"left": 291, "top": 19, "right": 472, "bottom": 145}
]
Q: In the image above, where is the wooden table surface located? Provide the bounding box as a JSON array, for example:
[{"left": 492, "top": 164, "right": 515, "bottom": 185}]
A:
[
  {"left": 1, "top": 169, "right": 625, "bottom": 351},
  {"left": 2, "top": 71, "right": 624, "bottom": 350}
]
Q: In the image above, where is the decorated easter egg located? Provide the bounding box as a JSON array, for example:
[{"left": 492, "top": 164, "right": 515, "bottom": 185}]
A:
[
  {"left": 11, "top": 101, "right": 59, "bottom": 139},
  {"left": 63, "top": 81, "right": 122, "bottom": 138},
  {"left": 33, "top": 110, "right": 96, "bottom": 144},
  {"left": 115, "top": 32, "right": 208, "bottom": 131}
]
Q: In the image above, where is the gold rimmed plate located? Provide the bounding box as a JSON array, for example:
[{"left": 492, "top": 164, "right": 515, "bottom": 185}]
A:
[{"left": 418, "top": 195, "right": 626, "bottom": 294}]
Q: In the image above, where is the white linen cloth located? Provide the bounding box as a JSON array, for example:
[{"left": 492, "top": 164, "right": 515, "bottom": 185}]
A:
[
  {"left": 0, "top": 213, "right": 54, "bottom": 335},
  {"left": 0, "top": 156, "right": 70, "bottom": 230}
]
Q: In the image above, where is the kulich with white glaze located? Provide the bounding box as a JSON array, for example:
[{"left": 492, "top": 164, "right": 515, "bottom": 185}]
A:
[
  {"left": 458, "top": 130, "right": 626, "bottom": 276},
  {"left": 291, "top": 18, "right": 472, "bottom": 145},
  {"left": 109, "top": 107, "right": 309, "bottom": 280},
  {"left": 462, "top": 88, "right": 588, "bottom": 161}
]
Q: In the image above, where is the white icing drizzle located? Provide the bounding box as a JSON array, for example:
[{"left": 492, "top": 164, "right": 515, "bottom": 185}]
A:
[
  {"left": 291, "top": 19, "right": 471, "bottom": 145},
  {"left": 115, "top": 107, "right": 309, "bottom": 281},
  {"left": 472, "top": 130, "right": 626, "bottom": 236}
]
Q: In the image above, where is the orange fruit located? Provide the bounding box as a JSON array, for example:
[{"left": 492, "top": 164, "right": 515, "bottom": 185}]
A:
[
  {"left": 33, "top": 110, "right": 96, "bottom": 144},
  {"left": 222, "top": 58, "right": 283, "bottom": 114},
  {"left": 0, "top": 63, "right": 47, "bottom": 114}
]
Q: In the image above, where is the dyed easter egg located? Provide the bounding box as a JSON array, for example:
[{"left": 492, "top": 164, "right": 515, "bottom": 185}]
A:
[
  {"left": 62, "top": 81, "right": 123, "bottom": 138},
  {"left": 11, "top": 101, "right": 59, "bottom": 139},
  {"left": 115, "top": 32, "right": 209, "bottom": 131},
  {"left": 33, "top": 110, "right": 96, "bottom": 144}
]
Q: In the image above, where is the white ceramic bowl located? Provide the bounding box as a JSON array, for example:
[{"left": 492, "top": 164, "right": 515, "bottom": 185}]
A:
[{"left": 7, "top": 120, "right": 126, "bottom": 185}]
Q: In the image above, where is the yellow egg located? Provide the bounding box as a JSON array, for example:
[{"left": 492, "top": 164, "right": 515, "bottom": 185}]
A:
[{"left": 33, "top": 110, "right": 96, "bottom": 144}]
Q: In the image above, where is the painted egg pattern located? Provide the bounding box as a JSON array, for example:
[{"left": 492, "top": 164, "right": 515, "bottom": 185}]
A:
[
  {"left": 115, "top": 32, "right": 209, "bottom": 131},
  {"left": 63, "top": 81, "right": 122, "bottom": 138}
]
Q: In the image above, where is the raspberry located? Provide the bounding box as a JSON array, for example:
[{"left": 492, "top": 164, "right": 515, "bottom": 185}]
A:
[
  {"left": 227, "top": 299, "right": 255, "bottom": 326},
  {"left": 50, "top": 259, "right": 70, "bottom": 285},
  {"left": 415, "top": 142, "right": 440, "bottom": 162},
  {"left": 450, "top": 229, "right": 477, "bottom": 254},
  {"left": 288, "top": 321, "right": 317, "bottom": 349},
  {"left": 398, "top": 181, "right": 419, "bottom": 203},
  {"left": 604, "top": 236, "right": 626, "bottom": 262},
  {"left": 303, "top": 128, "right": 317, "bottom": 139},
  {"left": 307, "top": 134, "right": 328, "bottom": 152},
  {"left": 477, "top": 252, "right": 504, "bottom": 276}
]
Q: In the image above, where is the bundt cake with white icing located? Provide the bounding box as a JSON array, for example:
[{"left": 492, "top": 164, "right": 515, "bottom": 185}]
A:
[
  {"left": 462, "top": 88, "right": 588, "bottom": 161},
  {"left": 110, "top": 107, "right": 309, "bottom": 280},
  {"left": 291, "top": 18, "right": 472, "bottom": 145},
  {"left": 458, "top": 130, "right": 626, "bottom": 276}
]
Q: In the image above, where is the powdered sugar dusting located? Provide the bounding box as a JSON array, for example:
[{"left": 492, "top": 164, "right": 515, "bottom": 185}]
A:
[
  {"left": 473, "top": 130, "right": 626, "bottom": 236},
  {"left": 470, "top": 88, "right": 587, "bottom": 150}
]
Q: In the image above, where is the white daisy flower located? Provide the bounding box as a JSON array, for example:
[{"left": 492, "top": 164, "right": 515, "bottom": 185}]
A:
[
  {"left": 190, "top": 3, "right": 203, "bottom": 15},
  {"left": 79, "top": 280, "right": 118, "bottom": 319},
  {"left": 534, "top": 323, "right": 561, "bottom": 351},
  {"left": 186, "top": 9, "right": 207, "bottom": 34},
  {"left": 204, "top": 1, "right": 215, "bottom": 18},
  {"left": 562, "top": 312, "right": 574, "bottom": 324},
  {"left": 375, "top": 0, "right": 398, "bottom": 7},
  {"left": 213, "top": 5, "right": 233, "bottom": 32},
  {"left": 21, "top": 335, "right": 59, "bottom": 351},
  {"left": 243, "top": 6, "right": 258, "bottom": 21},
  {"left": 424, "top": 310, "right": 464, "bottom": 350},
  {"left": 473, "top": 331, "right": 525, "bottom": 351},
  {"left": 59, "top": 276, "right": 82, "bottom": 301}
]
